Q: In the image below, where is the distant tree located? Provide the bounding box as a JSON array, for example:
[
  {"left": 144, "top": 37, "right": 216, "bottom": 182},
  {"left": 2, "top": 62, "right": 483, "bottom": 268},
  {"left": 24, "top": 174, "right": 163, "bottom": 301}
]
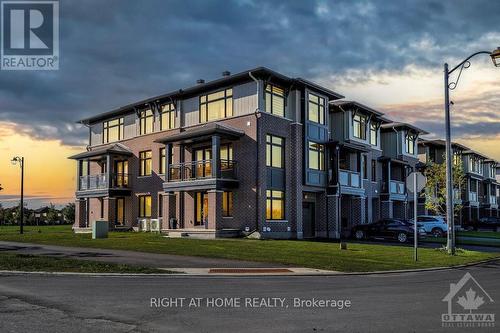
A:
[
  {"left": 0, "top": 202, "right": 4, "bottom": 225},
  {"left": 423, "top": 159, "right": 465, "bottom": 218},
  {"left": 46, "top": 203, "right": 60, "bottom": 224},
  {"left": 62, "top": 203, "right": 75, "bottom": 224}
]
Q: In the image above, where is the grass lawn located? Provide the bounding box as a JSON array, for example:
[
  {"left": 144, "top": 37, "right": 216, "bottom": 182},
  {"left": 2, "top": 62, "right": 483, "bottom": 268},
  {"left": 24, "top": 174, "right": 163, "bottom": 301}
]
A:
[
  {"left": 0, "top": 225, "right": 498, "bottom": 272},
  {"left": 0, "top": 252, "right": 165, "bottom": 273},
  {"left": 456, "top": 231, "right": 500, "bottom": 239}
]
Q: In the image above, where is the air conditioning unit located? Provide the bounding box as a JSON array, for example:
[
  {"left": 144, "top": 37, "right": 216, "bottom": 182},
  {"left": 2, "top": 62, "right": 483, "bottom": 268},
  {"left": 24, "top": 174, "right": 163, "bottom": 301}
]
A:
[
  {"left": 139, "top": 218, "right": 150, "bottom": 232},
  {"left": 150, "top": 219, "right": 160, "bottom": 232}
]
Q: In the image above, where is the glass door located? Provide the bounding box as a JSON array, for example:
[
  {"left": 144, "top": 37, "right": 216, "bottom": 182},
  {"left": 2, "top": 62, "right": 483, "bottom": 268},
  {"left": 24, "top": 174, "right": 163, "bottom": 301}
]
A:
[
  {"left": 195, "top": 192, "right": 208, "bottom": 226},
  {"left": 116, "top": 198, "right": 125, "bottom": 226},
  {"left": 195, "top": 148, "right": 212, "bottom": 178},
  {"left": 114, "top": 160, "right": 128, "bottom": 187}
]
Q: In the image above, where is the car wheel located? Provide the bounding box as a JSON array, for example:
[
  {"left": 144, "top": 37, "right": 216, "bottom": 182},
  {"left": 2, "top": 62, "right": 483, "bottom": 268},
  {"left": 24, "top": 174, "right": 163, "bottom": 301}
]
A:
[
  {"left": 355, "top": 230, "right": 365, "bottom": 240},
  {"left": 431, "top": 228, "right": 444, "bottom": 238},
  {"left": 397, "top": 232, "right": 408, "bottom": 243}
]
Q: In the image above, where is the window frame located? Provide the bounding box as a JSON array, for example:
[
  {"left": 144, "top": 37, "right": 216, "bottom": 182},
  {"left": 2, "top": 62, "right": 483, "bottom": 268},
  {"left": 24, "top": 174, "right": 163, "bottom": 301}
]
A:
[
  {"left": 102, "top": 117, "right": 124, "bottom": 144},
  {"left": 266, "top": 190, "right": 285, "bottom": 220},
  {"left": 352, "top": 114, "right": 367, "bottom": 140},
  {"left": 405, "top": 133, "right": 416, "bottom": 155},
  {"left": 371, "top": 160, "right": 377, "bottom": 182},
  {"left": 265, "top": 83, "right": 285, "bottom": 117},
  {"left": 369, "top": 122, "right": 378, "bottom": 145},
  {"left": 139, "top": 150, "right": 152, "bottom": 176},
  {"left": 307, "top": 93, "right": 325, "bottom": 125},
  {"left": 222, "top": 191, "right": 233, "bottom": 217},
  {"left": 308, "top": 141, "right": 325, "bottom": 171},
  {"left": 266, "top": 134, "right": 284, "bottom": 168},
  {"left": 159, "top": 103, "right": 176, "bottom": 130},
  {"left": 139, "top": 108, "right": 154, "bottom": 135},
  {"left": 199, "top": 88, "right": 233, "bottom": 123},
  {"left": 138, "top": 195, "right": 152, "bottom": 218}
]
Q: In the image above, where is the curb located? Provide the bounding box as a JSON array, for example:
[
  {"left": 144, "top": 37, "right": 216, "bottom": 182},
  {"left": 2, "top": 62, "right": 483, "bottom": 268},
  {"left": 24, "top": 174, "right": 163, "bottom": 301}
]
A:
[{"left": 0, "top": 257, "right": 498, "bottom": 278}]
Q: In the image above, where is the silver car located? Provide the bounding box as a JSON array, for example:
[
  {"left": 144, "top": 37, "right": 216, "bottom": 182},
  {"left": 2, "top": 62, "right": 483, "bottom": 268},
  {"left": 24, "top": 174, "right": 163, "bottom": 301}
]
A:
[{"left": 409, "top": 215, "right": 448, "bottom": 237}]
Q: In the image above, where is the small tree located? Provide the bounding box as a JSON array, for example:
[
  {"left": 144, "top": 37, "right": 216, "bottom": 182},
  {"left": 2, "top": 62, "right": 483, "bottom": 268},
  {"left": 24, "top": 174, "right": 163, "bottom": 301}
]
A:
[
  {"left": 62, "top": 203, "right": 75, "bottom": 224},
  {"left": 46, "top": 203, "right": 60, "bottom": 224},
  {"left": 423, "top": 160, "right": 465, "bottom": 218}
]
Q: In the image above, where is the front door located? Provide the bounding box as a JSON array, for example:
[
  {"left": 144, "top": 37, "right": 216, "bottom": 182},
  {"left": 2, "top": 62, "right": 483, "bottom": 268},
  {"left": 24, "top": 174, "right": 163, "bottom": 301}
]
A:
[
  {"left": 195, "top": 192, "right": 209, "bottom": 226},
  {"left": 302, "top": 202, "right": 316, "bottom": 238},
  {"left": 116, "top": 198, "right": 125, "bottom": 226},
  {"left": 114, "top": 160, "right": 129, "bottom": 187}
]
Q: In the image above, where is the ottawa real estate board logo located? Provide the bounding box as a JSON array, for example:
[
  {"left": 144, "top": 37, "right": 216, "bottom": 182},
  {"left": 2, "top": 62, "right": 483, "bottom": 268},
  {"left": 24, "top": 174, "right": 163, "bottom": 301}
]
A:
[
  {"left": 442, "top": 272, "right": 495, "bottom": 328},
  {"left": 1, "top": 0, "right": 59, "bottom": 70}
]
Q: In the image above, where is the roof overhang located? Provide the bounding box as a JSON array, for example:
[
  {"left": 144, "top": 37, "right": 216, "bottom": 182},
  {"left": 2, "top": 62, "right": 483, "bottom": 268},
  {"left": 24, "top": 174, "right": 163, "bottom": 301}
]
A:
[
  {"left": 381, "top": 122, "right": 429, "bottom": 135},
  {"left": 68, "top": 144, "right": 133, "bottom": 160},
  {"left": 155, "top": 122, "right": 245, "bottom": 145},
  {"left": 330, "top": 100, "right": 385, "bottom": 117}
]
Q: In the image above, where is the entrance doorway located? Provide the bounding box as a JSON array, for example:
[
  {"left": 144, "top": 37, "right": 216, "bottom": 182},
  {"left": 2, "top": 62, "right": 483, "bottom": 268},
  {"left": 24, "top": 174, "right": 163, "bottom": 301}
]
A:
[
  {"left": 302, "top": 202, "right": 316, "bottom": 238},
  {"left": 116, "top": 198, "right": 125, "bottom": 226},
  {"left": 195, "top": 192, "right": 209, "bottom": 227}
]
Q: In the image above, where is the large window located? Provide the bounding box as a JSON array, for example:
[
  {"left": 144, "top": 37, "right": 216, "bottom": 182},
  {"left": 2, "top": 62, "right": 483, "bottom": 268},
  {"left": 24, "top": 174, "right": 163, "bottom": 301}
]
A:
[
  {"left": 222, "top": 191, "right": 233, "bottom": 217},
  {"left": 405, "top": 133, "right": 416, "bottom": 154},
  {"left": 159, "top": 147, "right": 173, "bottom": 175},
  {"left": 265, "top": 84, "right": 285, "bottom": 117},
  {"left": 160, "top": 103, "right": 176, "bottom": 130},
  {"left": 103, "top": 118, "right": 124, "bottom": 144},
  {"left": 369, "top": 122, "right": 378, "bottom": 145},
  {"left": 139, "top": 150, "right": 152, "bottom": 176},
  {"left": 266, "top": 135, "right": 284, "bottom": 168},
  {"left": 200, "top": 88, "right": 233, "bottom": 123},
  {"left": 353, "top": 114, "right": 367, "bottom": 140},
  {"left": 308, "top": 93, "right": 325, "bottom": 124},
  {"left": 308, "top": 142, "right": 325, "bottom": 170},
  {"left": 139, "top": 109, "right": 154, "bottom": 135},
  {"left": 469, "top": 156, "right": 482, "bottom": 174},
  {"left": 266, "top": 190, "right": 284, "bottom": 220},
  {"left": 138, "top": 195, "right": 152, "bottom": 218}
]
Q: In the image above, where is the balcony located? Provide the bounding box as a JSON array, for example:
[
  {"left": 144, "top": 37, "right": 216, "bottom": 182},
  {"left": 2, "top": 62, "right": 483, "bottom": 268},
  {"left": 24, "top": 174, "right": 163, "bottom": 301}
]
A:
[
  {"left": 164, "top": 159, "right": 238, "bottom": 191},
  {"left": 390, "top": 180, "right": 405, "bottom": 195},
  {"left": 77, "top": 173, "right": 132, "bottom": 197},
  {"left": 338, "top": 169, "right": 365, "bottom": 196}
]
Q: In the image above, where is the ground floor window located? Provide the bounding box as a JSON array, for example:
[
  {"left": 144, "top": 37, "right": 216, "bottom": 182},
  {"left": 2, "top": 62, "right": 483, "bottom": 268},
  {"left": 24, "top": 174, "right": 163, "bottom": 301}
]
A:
[
  {"left": 222, "top": 191, "right": 233, "bottom": 217},
  {"left": 116, "top": 198, "right": 125, "bottom": 225},
  {"left": 138, "top": 195, "right": 152, "bottom": 218},
  {"left": 195, "top": 192, "right": 208, "bottom": 226},
  {"left": 266, "top": 190, "right": 285, "bottom": 220},
  {"left": 158, "top": 194, "right": 163, "bottom": 218}
]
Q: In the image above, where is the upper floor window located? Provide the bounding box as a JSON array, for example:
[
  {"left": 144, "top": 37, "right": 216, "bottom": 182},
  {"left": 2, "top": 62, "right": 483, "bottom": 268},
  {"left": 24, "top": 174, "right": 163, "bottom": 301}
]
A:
[
  {"left": 139, "top": 109, "right": 154, "bottom": 135},
  {"left": 265, "top": 84, "right": 285, "bottom": 117},
  {"left": 489, "top": 165, "right": 496, "bottom": 178},
  {"left": 103, "top": 118, "right": 124, "bottom": 144},
  {"left": 159, "top": 147, "right": 173, "bottom": 175},
  {"left": 353, "top": 114, "right": 367, "bottom": 140},
  {"left": 405, "top": 133, "right": 416, "bottom": 154},
  {"left": 160, "top": 103, "right": 176, "bottom": 130},
  {"left": 266, "top": 135, "right": 284, "bottom": 168},
  {"left": 139, "top": 150, "right": 152, "bottom": 176},
  {"left": 308, "top": 141, "right": 325, "bottom": 171},
  {"left": 453, "top": 152, "right": 461, "bottom": 166},
  {"left": 369, "top": 122, "right": 378, "bottom": 145},
  {"left": 308, "top": 93, "right": 325, "bottom": 124},
  {"left": 200, "top": 88, "right": 233, "bottom": 123},
  {"left": 469, "top": 156, "right": 482, "bottom": 174}
]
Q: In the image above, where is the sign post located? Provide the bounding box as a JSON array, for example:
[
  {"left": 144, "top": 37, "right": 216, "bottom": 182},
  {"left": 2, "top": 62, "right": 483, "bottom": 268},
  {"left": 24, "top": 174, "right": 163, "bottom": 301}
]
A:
[{"left": 407, "top": 171, "right": 426, "bottom": 262}]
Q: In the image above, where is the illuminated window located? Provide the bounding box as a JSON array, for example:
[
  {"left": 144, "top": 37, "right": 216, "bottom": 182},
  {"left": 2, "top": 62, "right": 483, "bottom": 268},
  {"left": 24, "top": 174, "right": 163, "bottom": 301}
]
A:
[
  {"left": 139, "top": 109, "right": 154, "bottom": 135},
  {"left": 266, "top": 190, "right": 284, "bottom": 220},
  {"left": 138, "top": 195, "right": 152, "bottom": 218},
  {"left": 266, "top": 135, "right": 284, "bottom": 168},
  {"left": 103, "top": 118, "right": 124, "bottom": 143},
  {"left": 160, "top": 103, "right": 176, "bottom": 130},
  {"left": 199, "top": 88, "right": 233, "bottom": 123},
  {"left": 222, "top": 192, "right": 233, "bottom": 217},
  {"left": 265, "top": 84, "right": 285, "bottom": 117},
  {"left": 308, "top": 93, "right": 325, "bottom": 124},
  {"left": 405, "top": 133, "right": 416, "bottom": 154},
  {"left": 353, "top": 114, "right": 367, "bottom": 140},
  {"left": 369, "top": 122, "right": 378, "bottom": 145},
  {"left": 159, "top": 148, "right": 172, "bottom": 175},
  {"left": 139, "top": 150, "right": 152, "bottom": 176},
  {"left": 308, "top": 142, "right": 325, "bottom": 170}
]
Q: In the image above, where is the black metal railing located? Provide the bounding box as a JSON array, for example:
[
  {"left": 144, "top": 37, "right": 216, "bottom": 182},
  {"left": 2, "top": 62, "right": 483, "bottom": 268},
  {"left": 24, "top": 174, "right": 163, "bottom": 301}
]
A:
[{"left": 168, "top": 159, "right": 237, "bottom": 182}]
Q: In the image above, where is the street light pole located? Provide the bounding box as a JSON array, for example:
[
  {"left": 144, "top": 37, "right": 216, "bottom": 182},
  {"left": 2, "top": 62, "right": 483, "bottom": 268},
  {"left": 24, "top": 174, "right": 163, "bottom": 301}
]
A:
[
  {"left": 443, "top": 47, "right": 500, "bottom": 255},
  {"left": 11, "top": 156, "right": 24, "bottom": 234}
]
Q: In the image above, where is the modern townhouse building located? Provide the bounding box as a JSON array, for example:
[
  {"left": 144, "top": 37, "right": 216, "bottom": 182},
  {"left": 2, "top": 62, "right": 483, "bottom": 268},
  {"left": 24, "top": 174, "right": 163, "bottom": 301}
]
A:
[
  {"left": 418, "top": 139, "right": 500, "bottom": 223},
  {"left": 70, "top": 67, "right": 427, "bottom": 239}
]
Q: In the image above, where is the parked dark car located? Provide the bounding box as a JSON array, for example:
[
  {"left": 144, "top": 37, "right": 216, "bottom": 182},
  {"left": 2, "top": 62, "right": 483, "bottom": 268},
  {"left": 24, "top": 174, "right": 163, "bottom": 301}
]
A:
[
  {"left": 465, "top": 217, "right": 500, "bottom": 231},
  {"left": 352, "top": 218, "right": 427, "bottom": 243}
]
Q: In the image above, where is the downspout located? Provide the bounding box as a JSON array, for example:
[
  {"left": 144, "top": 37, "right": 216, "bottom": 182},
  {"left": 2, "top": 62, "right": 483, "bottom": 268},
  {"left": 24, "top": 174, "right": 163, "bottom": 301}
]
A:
[{"left": 249, "top": 71, "right": 260, "bottom": 233}]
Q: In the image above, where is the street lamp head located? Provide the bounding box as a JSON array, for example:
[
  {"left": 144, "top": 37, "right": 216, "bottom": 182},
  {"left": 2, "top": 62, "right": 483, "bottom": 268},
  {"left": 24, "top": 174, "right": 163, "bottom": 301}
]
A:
[
  {"left": 11, "top": 158, "right": 18, "bottom": 165},
  {"left": 490, "top": 47, "right": 500, "bottom": 67}
]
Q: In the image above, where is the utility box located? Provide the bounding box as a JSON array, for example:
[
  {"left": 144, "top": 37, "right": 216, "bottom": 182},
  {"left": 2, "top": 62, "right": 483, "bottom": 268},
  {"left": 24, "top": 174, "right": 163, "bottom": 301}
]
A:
[{"left": 92, "top": 220, "right": 109, "bottom": 239}]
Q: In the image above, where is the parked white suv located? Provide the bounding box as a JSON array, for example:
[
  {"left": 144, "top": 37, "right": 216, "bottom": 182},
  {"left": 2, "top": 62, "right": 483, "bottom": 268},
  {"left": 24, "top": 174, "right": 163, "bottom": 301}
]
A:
[{"left": 409, "top": 216, "right": 447, "bottom": 237}]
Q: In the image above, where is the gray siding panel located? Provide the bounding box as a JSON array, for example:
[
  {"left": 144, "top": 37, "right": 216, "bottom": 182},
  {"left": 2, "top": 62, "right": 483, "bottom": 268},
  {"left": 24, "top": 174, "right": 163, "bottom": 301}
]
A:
[
  {"left": 183, "top": 97, "right": 199, "bottom": 127},
  {"left": 233, "top": 81, "right": 257, "bottom": 116},
  {"left": 123, "top": 113, "right": 136, "bottom": 140},
  {"left": 90, "top": 123, "right": 102, "bottom": 146}
]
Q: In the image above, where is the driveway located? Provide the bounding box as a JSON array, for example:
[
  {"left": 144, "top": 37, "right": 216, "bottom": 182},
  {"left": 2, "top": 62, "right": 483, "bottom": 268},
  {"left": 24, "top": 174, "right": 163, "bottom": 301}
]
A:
[{"left": 0, "top": 241, "right": 286, "bottom": 268}]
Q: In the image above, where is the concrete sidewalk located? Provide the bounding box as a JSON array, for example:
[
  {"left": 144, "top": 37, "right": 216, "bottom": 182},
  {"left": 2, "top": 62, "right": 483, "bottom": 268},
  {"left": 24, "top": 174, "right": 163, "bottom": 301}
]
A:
[{"left": 0, "top": 241, "right": 287, "bottom": 269}]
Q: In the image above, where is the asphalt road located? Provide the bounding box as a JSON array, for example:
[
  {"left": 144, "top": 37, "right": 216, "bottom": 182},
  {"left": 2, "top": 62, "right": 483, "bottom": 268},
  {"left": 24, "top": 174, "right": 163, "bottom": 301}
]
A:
[{"left": 1, "top": 261, "right": 499, "bottom": 332}]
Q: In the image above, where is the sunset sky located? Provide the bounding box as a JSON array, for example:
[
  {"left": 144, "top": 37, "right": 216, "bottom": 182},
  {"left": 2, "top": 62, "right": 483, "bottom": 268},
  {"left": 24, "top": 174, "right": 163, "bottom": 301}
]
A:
[{"left": 0, "top": 0, "right": 499, "bottom": 208}]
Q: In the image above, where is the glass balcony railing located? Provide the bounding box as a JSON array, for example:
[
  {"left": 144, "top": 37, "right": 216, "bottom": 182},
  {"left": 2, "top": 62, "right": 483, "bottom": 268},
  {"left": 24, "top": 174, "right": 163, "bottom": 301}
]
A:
[
  {"left": 390, "top": 180, "right": 405, "bottom": 195},
  {"left": 339, "top": 169, "right": 361, "bottom": 188},
  {"left": 79, "top": 173, "right": 131, "bottom": 191}
]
